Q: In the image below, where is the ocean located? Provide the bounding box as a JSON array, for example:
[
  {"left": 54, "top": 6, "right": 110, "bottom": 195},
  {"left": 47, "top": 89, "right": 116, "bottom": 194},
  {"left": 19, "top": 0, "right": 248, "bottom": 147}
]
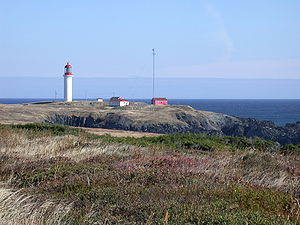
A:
[{"left": 1, "top": 98, "right": 300, "bottom": 126}]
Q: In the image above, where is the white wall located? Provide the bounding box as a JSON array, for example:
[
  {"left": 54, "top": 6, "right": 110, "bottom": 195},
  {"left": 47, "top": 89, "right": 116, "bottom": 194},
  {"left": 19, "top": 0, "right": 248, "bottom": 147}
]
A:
[
  {"left": 120, "top": 101, "right": 129, "bottom": 107},
  {"left": 109, "top": 101, "right": 129, "bottom": 107},
  {"left": 64, "top": 76, "right": 73, "bottom": 102}
]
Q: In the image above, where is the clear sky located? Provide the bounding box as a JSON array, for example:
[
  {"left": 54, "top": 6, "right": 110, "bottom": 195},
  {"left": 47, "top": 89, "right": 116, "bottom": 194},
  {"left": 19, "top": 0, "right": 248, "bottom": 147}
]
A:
[{"left": 0, "top": 1, "right": 299, "bottom": 98}]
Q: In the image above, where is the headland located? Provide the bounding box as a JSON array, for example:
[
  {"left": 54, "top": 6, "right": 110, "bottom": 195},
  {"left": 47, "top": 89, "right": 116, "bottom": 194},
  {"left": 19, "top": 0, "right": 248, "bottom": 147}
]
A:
[{"left": 0, "top": 101, "right": 299, "bottom": 145}]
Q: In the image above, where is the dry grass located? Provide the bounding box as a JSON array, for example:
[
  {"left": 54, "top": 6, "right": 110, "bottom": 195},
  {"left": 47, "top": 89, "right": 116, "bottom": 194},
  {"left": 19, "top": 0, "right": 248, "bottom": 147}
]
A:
[
  {"left": 81, "top": 127, "right": 162, "bottom": 138},
  {"left": 0, "top": 102, "right": 220, "bottom": 128},
  {"left": 0, "top": 126, "right": 299, "bottom": 224},
  {"left": 0, "top": 184, "right": 72, "bottom": 225},
  {"left": 0, "top": 127, "right": 299, "bottom": 194},
  {"left": 0, "top": 129, "right": 137, "bottom": 161}
]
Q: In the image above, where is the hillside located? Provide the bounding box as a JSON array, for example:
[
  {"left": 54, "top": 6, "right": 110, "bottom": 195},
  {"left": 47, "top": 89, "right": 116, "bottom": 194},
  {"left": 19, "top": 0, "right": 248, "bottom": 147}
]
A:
[
  {"left": 0, "top": 101, "right": 299, "bottom": 144},
  {"left": 0, "top": 123, "right": 299, "bottom": 224}
]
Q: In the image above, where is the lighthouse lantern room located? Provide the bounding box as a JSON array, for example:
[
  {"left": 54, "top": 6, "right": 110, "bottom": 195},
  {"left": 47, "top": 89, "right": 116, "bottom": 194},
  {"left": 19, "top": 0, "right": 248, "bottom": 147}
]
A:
[{"left": 64, "top": 62, "right": 73, "bottom": 102}]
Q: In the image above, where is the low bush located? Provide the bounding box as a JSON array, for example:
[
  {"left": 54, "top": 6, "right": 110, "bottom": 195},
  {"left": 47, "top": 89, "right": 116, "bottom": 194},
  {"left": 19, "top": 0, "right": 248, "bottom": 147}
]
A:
[
  {"left": 0, "top": 123, "right": 81, "bottom": 136},
  {"left": 90, "top": 133, "right": 279, "bottom": 152},
  {"left": 280, "top": 144, "right": 300, "bottom": 155}
]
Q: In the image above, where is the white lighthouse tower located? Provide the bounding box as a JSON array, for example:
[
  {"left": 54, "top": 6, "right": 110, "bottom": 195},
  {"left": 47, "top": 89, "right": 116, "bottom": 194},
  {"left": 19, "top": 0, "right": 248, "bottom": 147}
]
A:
[{"left": 64, "top": 62, "right": 73, "bottom": 102}]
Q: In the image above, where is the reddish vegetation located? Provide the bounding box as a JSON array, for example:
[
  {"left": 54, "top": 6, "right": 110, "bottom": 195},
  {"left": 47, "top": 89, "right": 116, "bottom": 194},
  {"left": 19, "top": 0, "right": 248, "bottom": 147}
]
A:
[
  {"left": 0, "top": 124, "right": 299, "bottom": 224},
  {"left": 116, "top": 156, "right": 201, "bottom": 170}
]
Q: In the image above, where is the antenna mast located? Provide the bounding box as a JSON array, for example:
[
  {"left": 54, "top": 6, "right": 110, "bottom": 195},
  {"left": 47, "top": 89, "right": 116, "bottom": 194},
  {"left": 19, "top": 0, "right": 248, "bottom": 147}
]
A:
[{"left": 152, "top": 48, "right": 156, "bottom": 99}]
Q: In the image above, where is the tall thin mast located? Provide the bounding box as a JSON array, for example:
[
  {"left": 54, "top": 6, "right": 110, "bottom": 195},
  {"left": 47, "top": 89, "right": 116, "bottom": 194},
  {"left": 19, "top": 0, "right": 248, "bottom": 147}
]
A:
[{"left": 152, "top": 48, "right": 156, "bottom": 99}]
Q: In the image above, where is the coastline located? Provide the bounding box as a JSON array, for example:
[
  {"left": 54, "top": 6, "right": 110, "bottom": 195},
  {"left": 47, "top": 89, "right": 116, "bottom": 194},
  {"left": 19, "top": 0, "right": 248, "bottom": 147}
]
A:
[{"left": 1, "top": 101, "right": 299, "bottom": 145}]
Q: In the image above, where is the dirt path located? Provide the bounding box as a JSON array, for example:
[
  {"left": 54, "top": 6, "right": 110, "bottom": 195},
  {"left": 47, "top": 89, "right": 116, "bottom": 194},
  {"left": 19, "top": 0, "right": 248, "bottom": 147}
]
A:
[{"left": 81, "top": 127, "right": 163, "bottom": 138}]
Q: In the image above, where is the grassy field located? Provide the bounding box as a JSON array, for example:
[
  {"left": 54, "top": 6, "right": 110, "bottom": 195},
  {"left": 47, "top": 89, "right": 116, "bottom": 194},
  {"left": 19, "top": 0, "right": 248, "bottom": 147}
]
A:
[{"left": 0, "top": 123, "right": 299, "bottom": 225}]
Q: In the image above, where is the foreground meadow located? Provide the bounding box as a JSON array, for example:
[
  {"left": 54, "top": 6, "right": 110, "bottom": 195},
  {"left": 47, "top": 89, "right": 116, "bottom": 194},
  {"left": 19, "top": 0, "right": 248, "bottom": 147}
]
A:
[{"left": 0, "top": 124, "right": 299, "bottom": 225}]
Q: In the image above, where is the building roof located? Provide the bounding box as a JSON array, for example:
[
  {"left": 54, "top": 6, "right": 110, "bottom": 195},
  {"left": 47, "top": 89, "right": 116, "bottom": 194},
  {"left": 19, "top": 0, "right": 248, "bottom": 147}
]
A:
[
  {"left": 109, "top": 97, "right": 129, "bottom": 102},
  {"left": 152, "top": 98, "right": 167, "bottom": 101}
]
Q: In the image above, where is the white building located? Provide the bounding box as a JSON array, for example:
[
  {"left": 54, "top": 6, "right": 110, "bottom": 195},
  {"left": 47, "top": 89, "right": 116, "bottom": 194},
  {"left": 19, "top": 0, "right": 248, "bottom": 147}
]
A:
[
  {"left": 96, "top": 98, "right": 104, "bottom": 102},
  {"left": 64, "top": 62, "right": 73, "bottom": 102},
  {"left": 109, "top": 97, "right": 129, "bottom": 107}
]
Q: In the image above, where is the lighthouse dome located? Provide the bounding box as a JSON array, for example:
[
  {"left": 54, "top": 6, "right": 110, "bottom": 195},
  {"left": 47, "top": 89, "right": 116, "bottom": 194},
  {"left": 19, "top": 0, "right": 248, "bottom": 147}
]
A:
[
  {"left": 65, "top": 62, "right": 72, "bottom": 68},
  {"left": 64, "top": 62, "right": 73, "bottom": 76}
]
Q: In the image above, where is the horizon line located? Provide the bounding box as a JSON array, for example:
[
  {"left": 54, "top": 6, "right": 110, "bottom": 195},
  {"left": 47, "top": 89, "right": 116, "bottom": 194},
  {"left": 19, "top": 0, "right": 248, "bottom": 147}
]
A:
[
  {"left": 1, "top": 76, "right": 300, "bottom": 80},
  {"left": 1, "top": 98, "right": 300, "bottom": 100}
]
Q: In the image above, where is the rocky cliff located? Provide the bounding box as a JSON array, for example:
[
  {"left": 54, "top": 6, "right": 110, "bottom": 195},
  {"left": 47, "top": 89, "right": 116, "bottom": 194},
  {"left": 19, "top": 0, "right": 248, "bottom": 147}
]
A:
[
  {"left": 42, "top": 104, "right": 300, "bottom": 145},
  {"left": 0, "top": 102, "right": 299, "bottom": 145}
]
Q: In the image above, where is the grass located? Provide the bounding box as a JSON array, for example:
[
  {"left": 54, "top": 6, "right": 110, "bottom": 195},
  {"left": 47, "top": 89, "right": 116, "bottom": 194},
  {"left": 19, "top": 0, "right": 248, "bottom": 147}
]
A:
[
  {"left": 0, "top": 123, "right": 299, "bottom": 224},
  {"left": 3, "top": 158, "right": 298, "bottom": 224},
  {"left": 1, "top": 123, "right": 296, "bottom": 153},
  {"left": 0, "top": 123, "right": 81, "bottom": 136},
  {"left": 93, "top": 133, "right": 279, "bottom": 152},
  {"left": 280, "top": 144, "right": 300, "bottom": 156}
]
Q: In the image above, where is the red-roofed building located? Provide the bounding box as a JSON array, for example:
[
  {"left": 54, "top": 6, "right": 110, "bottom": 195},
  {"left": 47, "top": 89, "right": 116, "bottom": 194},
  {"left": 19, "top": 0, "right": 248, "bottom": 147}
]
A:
[
  {"left": 109, "top": 97, "right": 130, "bottom": 107},
  {"left": 151, "top": 97, "right": 168, "bottom": 105}
]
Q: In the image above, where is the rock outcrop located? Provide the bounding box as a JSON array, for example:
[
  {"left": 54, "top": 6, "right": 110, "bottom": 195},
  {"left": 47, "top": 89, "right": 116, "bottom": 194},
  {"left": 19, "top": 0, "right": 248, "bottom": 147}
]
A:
[
  {"left": 0, "top": 102, "right": 299, "bottom": 145},
  {"left": 44, "top": 105, "right": 300, "bottom": 145}
]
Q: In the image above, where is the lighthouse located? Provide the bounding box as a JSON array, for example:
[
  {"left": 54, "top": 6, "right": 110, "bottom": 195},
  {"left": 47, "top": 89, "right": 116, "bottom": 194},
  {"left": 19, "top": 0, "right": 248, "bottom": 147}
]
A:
[{"left": 64, "top": 62, "right": 73, "bottom": 102}]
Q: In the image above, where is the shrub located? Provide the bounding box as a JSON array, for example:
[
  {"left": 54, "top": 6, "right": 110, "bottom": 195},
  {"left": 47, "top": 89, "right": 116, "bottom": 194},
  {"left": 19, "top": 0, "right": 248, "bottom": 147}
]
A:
[
  {"left": 280, "top": 144, "right": 300, "bottom": 155},
  {"left": 90, "top": 133, "right": 278, "bottom": 152},
  {"left": 16, "top": 123, "right": 80, "bottom": 135},
  {"left": 0, "top": 123, "right": 82, "bottom": 137}
]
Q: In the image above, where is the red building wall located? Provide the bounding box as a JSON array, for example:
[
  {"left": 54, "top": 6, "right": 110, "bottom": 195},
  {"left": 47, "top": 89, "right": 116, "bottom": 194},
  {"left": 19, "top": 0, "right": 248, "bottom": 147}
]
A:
[{"left": 151, "top": 98, "right": 168, "bottom": 105}]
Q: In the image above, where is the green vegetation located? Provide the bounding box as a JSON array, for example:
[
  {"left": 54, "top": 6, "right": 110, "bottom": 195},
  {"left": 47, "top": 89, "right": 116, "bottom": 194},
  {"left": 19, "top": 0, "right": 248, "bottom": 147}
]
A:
[
  {"left": 1, "top": 157, "right": 298, "bottom": 224},
  {"left": 1, "top": 123, "right": 297, "bottom": 154},
  {"left": 280, "top": 144, "right": 300, "bottom": 155},
  {"left": 91, "top": 133, "right": 278, "bottom": 152},
  {"left": 0, "top": 123, "right": 299, "bottom": 224},
  {"left": 0, "top": 123, "right": 81, "bottom": 136}
]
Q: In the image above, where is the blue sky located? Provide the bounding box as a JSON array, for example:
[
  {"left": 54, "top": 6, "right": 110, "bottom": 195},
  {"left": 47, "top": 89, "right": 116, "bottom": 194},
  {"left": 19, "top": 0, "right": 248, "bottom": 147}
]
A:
[{"left": 0, "top": 0, "right": 299, "bottom": 98}]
